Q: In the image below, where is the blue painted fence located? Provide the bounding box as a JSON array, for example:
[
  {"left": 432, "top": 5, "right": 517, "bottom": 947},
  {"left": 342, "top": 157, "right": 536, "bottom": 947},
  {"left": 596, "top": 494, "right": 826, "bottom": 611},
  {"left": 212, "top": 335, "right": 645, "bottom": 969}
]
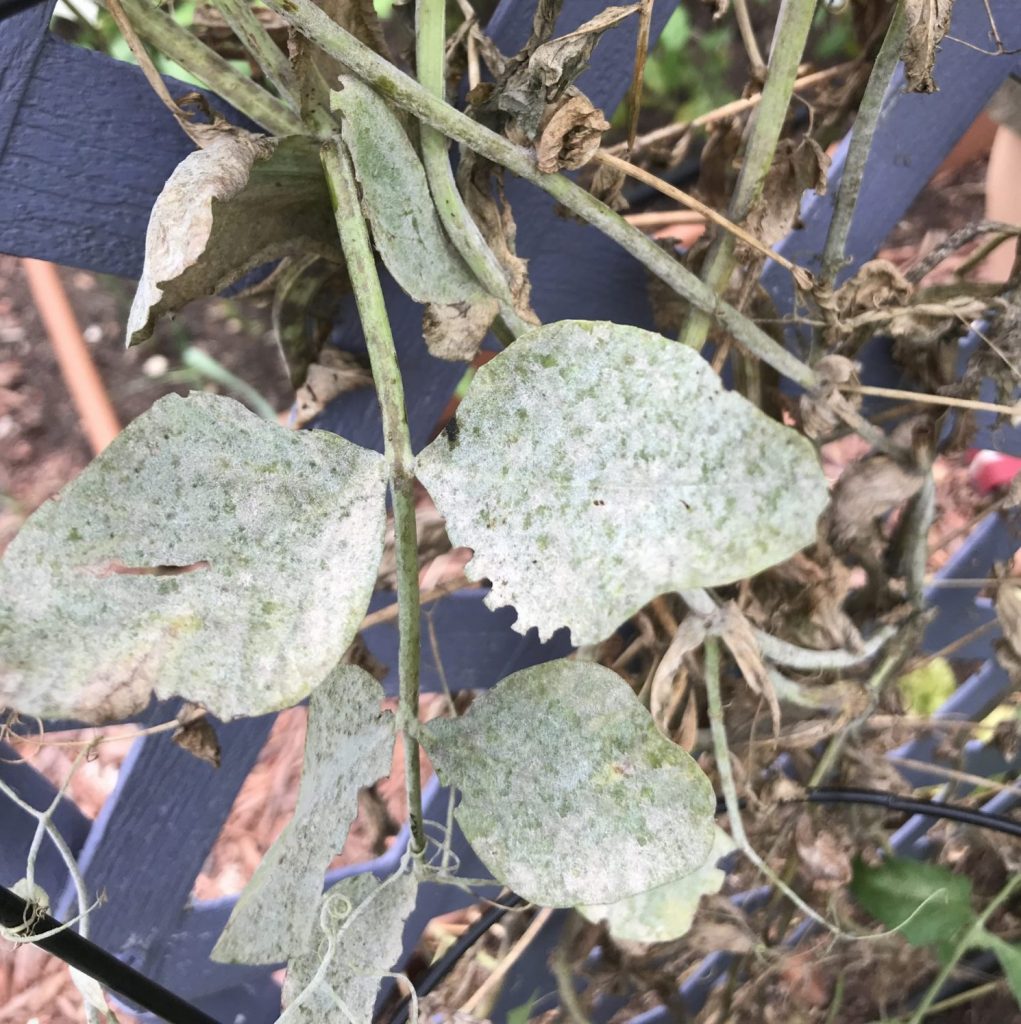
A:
[{"left": 1, "top": 0, "right": 1020, "bottom": 1019}]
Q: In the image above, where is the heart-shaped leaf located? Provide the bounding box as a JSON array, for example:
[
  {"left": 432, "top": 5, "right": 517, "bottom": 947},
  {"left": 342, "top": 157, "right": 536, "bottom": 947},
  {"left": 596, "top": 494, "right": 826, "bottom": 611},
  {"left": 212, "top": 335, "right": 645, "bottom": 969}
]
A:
[
  {"left": 421, "top": 659, "right": 716, "bottom": 907},
  {"left": 331, "top": 76, "right": 499, "bottom": 361},
  {"left": 128, "top": 131, "right": 341, "bottom": 346},
  {"left": 213, "top": 665, "right": 395, "bottom": 964},
  {"left": 416, "top": 320, "right": 829, "bottom": 644},
  {"left": 0, "top": 394, "right": 387, "bottom": 723},
  {"left": 282, "top": 869, "right": 419, "bottom": 1023},
  {"left": 579, "top": 827, "right": 735, "bottom": 943}
]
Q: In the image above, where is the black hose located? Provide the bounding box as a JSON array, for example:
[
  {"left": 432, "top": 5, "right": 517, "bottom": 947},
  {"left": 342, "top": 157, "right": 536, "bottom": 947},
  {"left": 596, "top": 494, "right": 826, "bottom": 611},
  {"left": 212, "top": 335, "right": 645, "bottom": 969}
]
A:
[{"left": 0, "top": 885, "right": 222, "bottom": 1024}]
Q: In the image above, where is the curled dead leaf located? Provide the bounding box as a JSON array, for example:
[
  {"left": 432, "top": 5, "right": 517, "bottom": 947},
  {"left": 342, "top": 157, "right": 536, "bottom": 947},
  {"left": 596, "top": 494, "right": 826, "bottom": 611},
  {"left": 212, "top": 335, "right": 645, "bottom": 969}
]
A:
[
  {"left": 794, "top": 813, "right": 852, "bottom": 891},
  {"left": 799, "top": 354, "right": 860, "bottom": 440},
  {"left": 494, "top": 4, "right": 639, "bottom": 140},
  {"left": 293, "top": 349, "right": 373, "bottom": 428},
  {"left": 128, "top": 132, "right": 341, "bottom": 346},
  {"left": 902, "top": 0, "right": 955, "bottom": 93},
  {"left": 172, "top": 713, "right": 221, "bottom": 768},
  {"left": 746, "top": 137, "right": 829, "bottom": 248},
  {"left": 536, "top": 94, "right": 610, "bottom": 173},
  {"left": 457, "top": 153, "right": 539, "bottom": 327},
  {"left": 591, "top": 160, "right": 629, "bottom": 211},
  {"left": 423, "top": 296, "right": 502, "bottom": 362}
]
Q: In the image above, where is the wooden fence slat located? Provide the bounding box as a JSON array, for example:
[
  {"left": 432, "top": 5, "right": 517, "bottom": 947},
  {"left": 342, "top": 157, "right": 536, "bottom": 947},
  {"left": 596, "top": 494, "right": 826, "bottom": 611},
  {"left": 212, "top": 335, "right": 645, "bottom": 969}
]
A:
[
  {"left": 0, "top": 742, "right": 91, "bottom": 899},
  {"left": 0, "top": 0, "right": 54, "bottom": 159},
  {"left": 56, "top": 717, "right": 275, "bottom": 959},
  {"left": 0, "top": 35, "right": 255, "bottom": 277},
  {"left": 764, "top": 0, "right": 1019, "bottom": 329}
]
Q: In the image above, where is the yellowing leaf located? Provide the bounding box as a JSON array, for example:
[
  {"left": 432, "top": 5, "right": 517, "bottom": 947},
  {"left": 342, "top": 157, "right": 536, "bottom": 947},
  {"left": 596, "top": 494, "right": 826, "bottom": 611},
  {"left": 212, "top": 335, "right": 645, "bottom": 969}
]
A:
[
  {"left": 128, "top": 132, "right": 341, "bottom": 345},
  {"left": 897, "top": 657, "right": 955, "bottom": 716},
  {"left": 213, "top": 666, "right": 395, "bottom": 964},
  {"left": 579, "top": 827, "right": 735, "bottom": 943},
  {"left": 422, "top": 659, "right": 716, "bottom": 907},
  {"left": 0, "top": 394, "right": 387, "bottom": 723},
  {"left": 416, "top": 320, "right": 829, "bottom": 645}
]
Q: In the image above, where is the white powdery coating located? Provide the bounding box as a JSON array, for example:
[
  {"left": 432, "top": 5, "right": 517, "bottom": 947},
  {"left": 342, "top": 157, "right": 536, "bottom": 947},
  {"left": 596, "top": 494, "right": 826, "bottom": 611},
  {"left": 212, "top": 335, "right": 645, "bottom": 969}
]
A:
[
  {"left": 579, "top": 827, "right": 736, "bottom": 943},
  {"left": 333, "top": 76, "right": 484, "bottom": 307},
  {"left": 416, "top": 320, "right": 830, "bottom": 644},
  {"left": 423, "top": 660, "right": 716, "bottom": 907},
  {"left": 282, "top": 870, "right": 419, "bottom": 1023},
  {"left": 0, "top": 393, "right": 388, "bottom": 723},
  {"left": 213, "top": 666, "right": 395, "bottom": 965}
]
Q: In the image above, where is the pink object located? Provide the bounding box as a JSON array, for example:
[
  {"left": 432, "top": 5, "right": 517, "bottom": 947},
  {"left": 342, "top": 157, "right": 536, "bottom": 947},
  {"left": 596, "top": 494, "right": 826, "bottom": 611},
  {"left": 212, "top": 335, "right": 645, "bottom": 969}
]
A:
[{"left": 967, "top": 449, "right": 1021, "bottom": 494}]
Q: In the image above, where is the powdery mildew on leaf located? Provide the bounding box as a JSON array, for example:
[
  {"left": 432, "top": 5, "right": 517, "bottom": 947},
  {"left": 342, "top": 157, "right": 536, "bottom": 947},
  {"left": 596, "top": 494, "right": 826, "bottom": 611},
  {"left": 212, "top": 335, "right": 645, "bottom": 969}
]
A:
[
  {"left": 0, "top": 394, "right": 387, "bottom": 723},
  {"left": 421, "top": 660, "right": 716, "bottom": 907},
  {"left": 579, "top": 827, "right": 735, "bottom": 943},
  {"left": 127, "top": 132, "right": 341, "bottom": 345},
  {"left": 331, "top": 77, "right": 497, "bottom": 360},
  {"left": 416, "top": 320, "right": 829, "bottom": 645},
  {"left": 282, "top": 869, "right": 419, "bottom": 1023},
  {"left": 213, "top": 666, "right": 394, "bottom": 965}
]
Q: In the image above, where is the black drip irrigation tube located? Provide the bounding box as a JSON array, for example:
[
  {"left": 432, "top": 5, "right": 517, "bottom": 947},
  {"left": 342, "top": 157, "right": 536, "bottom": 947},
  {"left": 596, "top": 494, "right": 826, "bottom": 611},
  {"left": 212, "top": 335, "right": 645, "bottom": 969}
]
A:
[{"left": 2, "top": 787, "right": 1018, "bottom": 1024}]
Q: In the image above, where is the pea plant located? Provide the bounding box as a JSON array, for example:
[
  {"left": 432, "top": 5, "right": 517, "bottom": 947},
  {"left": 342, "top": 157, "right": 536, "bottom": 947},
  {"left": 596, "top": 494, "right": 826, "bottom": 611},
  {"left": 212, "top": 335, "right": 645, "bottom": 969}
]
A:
[{"left": 2, "top": 0, "right": 1020, "bottom": 1020}]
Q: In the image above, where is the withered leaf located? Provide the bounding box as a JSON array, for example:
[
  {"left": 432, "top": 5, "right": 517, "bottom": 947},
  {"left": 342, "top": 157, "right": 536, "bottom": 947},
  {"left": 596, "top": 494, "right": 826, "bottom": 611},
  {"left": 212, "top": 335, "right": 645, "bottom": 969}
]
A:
[
  {"left": 996, "top": 580, "right": 1021, "bottom": 664},
  {"left": 272, "top": 255, "right": 350, "bottom": 388},
  {"left": 535, "top": 94, "right": 610, "bottom": 173},
  {"left": 457, "top": 153, "right": 539, "bottom": 326},
  {"left": 293, "top": 348, "right": 374, "bottom": 428},
  {"left": 172, "top": 715, "right": 221, "bottom": 768},
  {"left": 902, "top": 0, "right": 955, "bottom": 92},
  {"left": 745, "top": 137, "right": 829, "bottom": 248},
  {"left": 799, "top": 354, "right": 860, "bottom": 440},
  {"left": 496, "top": 4, "right": 639, "bottom": 139},
  {"left": 794, "top": 813, "right": 852, "bottom": 891},
  {"left": 590, "top": 160, "right": 629, "bottom": 211},
  {"left": 128, "top": 132, "right": 341, "bottom": 346}
]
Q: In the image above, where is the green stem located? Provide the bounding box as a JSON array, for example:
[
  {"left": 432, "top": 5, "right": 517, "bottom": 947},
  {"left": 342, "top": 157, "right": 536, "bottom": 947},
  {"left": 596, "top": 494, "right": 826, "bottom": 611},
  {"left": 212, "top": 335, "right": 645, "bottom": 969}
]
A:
[
  {"left": 260, "top": 0, "right": 818, "bottom": 389},
  {"left": 111, "top": 0, "right": 301, "bottom": 137},
  {"left": 211, "top": 0, "right": 300, "bottom": 106},
  {"left": 321, "top": 137, "right": 426, "bottom": 856},
  {"left": 906, "top": 874, "right": 1021, "bottom": 1024},
  {"left": 678, "top": 0, "right": 818, "bottom": 351},
  {"left": 415, "top": 0, "right": 528, "bottom": 335},
  {"left": 819, "top": 0, "right": 908, "bottom": 287}
]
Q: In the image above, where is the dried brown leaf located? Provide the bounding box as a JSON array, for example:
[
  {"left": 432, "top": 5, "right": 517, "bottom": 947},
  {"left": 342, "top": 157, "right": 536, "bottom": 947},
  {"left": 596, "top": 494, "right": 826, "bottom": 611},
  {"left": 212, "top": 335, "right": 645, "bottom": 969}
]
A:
[
  {"left": 591, "top": 160, "right": 629, "bottom": 211},
  {"left": 902, "top": 0, "right": 955, "bottom": 93},
  {"left": 293, "top": 349, "right": 374, "bottom": 428},
  {"left": 128, "top": 132, "right": 340, "bottom": 346},
  {"left": 746, "top": 137, "right": 829, "bottom": 248},
  {"left": 794, "top": 813, "right": 852, "bottom": 891},
  {"left": 995, "top": 580, "right": 1021, "bottom": 664},
  {"left": 172, "top": 715, "right": 222, "bottom": 768},
  {"left": 650, "top": 615, "right": 706, "bottom": 727},
  {"left": 495, "top": 4, "right": 639, "bottom": 139},
  {"left": 799, "top": 354, "right": 860, "bottom": 440},
  {"left": 458, "top": 153, "right": 539, "bottom": 325},
  {"left": 718, "top": 602, "right": 780, "bottom": 735},
  {"left": 423, "top": 296, "right": 502, "bottom": 361},
  {"left": 535, "top": 94, "right": 610, "bottom": 173}
]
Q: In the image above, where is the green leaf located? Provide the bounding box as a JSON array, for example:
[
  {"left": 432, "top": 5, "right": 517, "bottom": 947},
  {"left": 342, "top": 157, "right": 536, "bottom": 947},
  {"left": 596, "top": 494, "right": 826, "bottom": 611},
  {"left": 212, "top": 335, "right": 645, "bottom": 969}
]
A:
[
  {"left": 213, "top": 666, "right": 395, "bottom": 964},
  {"left": 331, "top": 76, "right": 499, "bottom": 361},
  {"left": 416, "top": 320, "right": 829, "bottom": 644},
  {"left": 127, "top": 131, "right": 341, "bottom": 346},
  {"left": 421, "top": 659, "right": 716, "bottom": 907},
  {"left": 850, "top": 857, "right": 975, "bottom": 962},
  {"left": 975, "top": 932, "right": 1021, "bottom": 1007},
  {"left": 282, "top": 869, "right": 419, "bottom": 1023},
  {"left": 897, "top": 657, "right": 956, "bottom": 716},
  {"left": 0, "top": 394, "right": 387, "bottom": 723},
  {"left": 578, "top": 827, "right": 735, "bottom": 943}
]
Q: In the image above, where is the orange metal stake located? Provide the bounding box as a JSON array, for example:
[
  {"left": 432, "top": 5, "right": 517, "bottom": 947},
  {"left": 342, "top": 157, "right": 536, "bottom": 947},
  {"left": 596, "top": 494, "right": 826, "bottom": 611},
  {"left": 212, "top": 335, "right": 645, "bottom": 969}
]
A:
[{"left": 21, "top": 258, "right": 122, "bottom": 454}]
